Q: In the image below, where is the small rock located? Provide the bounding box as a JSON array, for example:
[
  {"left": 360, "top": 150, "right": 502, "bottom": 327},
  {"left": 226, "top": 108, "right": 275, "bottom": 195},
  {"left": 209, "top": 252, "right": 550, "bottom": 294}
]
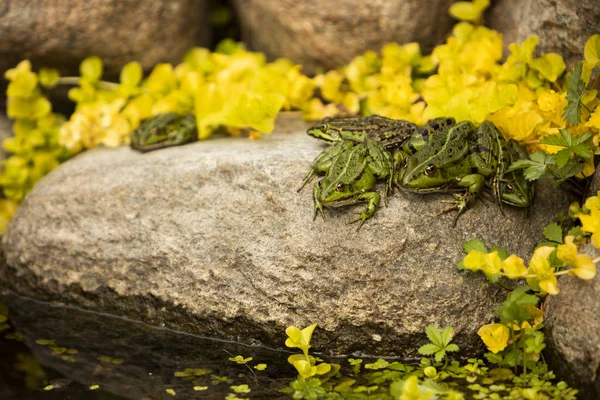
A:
[
  {"left": 1, "top": 116, "right": 573, "bottom": 356},
  {"left": 545, "top": 244, "right": 600, "bottom": 400},
  {"left": 233, "top": 0, "right": 456, "bottom": 74},
  {"left": 0, "top": 0, "right": 210, "bottom": 79},
  {"left": 488, "top": 0, "right": 600, "bottom": 67}
]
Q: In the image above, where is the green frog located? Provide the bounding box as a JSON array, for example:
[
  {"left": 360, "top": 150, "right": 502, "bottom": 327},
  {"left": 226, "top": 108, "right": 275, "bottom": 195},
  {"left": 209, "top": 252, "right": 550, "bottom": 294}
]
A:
[
  {"left": 493, "top": 139, "right": 535, "bottom": 208},
  {"left": 398, "top": 121, "right": 502, "bottom": 219},
  {"left": 307, "top": 115, "right": 419, "bottom": 150},
  {"left": 130, "top": 113, "right": 197, "bottom": 152},
  {"left": 311, "top": 140, "right": 395, "bottom": 229}
]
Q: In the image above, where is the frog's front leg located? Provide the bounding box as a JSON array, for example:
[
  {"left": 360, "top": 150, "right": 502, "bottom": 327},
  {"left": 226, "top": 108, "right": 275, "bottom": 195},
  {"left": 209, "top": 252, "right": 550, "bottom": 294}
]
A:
[
  {"left": 391, "top": 149, "right": 410, "bottom": 188},
  {"left": 298, "top": 141, "right": 354, "bottom": 192},
  {"left": 439, "top": 174, "right": 486, "bottom": 225},
  {"left": 364, "top": 141, "right": 395, "bottom": 201},
  {"left": 349, "top": 191, "right": 381, "bottom": 230}
]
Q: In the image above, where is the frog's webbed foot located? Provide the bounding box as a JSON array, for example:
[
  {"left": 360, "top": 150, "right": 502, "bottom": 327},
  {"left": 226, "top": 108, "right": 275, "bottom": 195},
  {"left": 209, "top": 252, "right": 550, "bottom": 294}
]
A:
[
  {"left": 348, "top": 192, "right": 381, "bottom": 231},
  {"left": 438, "top": 192, "right": 471, "bottom": 226}
]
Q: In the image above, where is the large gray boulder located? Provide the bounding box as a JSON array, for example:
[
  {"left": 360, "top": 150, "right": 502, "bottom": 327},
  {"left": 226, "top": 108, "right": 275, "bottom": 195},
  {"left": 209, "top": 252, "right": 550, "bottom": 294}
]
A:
[
  {"left": 1, "top": 115, "right": 573, "bottom": 356},
  {"left": 545, "top": 244, "right": 600, "bottom": 400},
  {"left": 488, "top": 0, "right": 600, "bottom": 67},
  {"left": 0, "top": 0, "right": 209, "bottom": 79},
  {"left": 233, "top": 0, "right": 456, "bottom": 74}
]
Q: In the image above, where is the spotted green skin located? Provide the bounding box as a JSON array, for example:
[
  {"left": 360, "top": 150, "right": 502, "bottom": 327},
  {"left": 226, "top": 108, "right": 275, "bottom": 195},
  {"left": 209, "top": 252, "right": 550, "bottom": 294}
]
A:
[
  {"left": 399, "top": 121, "right": 504, "bottom": 219},
  {"left": 312, "top": 140, "right": 395, "bottom": 228},
  {"left": 307, "top": 115, "right": 419, "bottom": 150},
  {"left": 494, "top": 139, "right": 535, "bottom": 207},
  {"left": 130, "top": 113, "right": 197, "bottom": 152}
]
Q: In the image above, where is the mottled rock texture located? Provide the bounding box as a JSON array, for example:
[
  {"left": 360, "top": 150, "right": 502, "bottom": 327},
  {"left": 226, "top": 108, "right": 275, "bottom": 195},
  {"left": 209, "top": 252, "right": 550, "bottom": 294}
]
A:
[
  {"left": 0, "top": 115, "right": 11, "bottom": 161},
  {"left": 233, "top": 0, "right": 456, "bottom": 74},
  {"left": 545, "top": 244, "right": 600, "bottom": 400},
  {"left": 1, "top": 115, "right": 573, "bottom": 356},
  {"left": 488, "top": 0, "right": 600, "bottom": 67},
  {"left": 0, "top": 0, "right": 209, "bottom": 78}
]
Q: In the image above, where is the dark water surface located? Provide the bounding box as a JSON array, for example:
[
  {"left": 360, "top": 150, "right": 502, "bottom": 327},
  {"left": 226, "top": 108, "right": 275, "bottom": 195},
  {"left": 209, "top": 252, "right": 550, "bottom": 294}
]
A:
[{"left": 0, "top": 292, "right": 302, "bottom": 399}]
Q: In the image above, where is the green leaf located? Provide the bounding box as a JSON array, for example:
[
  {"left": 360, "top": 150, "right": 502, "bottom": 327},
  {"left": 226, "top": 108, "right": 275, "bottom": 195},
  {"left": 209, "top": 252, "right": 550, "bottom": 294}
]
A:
[
  {"left": 440, "top": 326, "right": 455, "bottom": 346},
  {"left": 462, "top": 238, "right": 487, "bottom": 254},
  {"left": 445, "top": 344, "right": 460, "bottom": 353},
  {"left": 554, "top": 148, "right": 571, "bottom": 168},
  {"left": 524, "top": 164, "right": 547, "bottom": 181},
  {"left": 567, "top": 226, "right": 582, "bottom": 237},
  {"left": 563, "top": 62, "right": 586, "bottom": 125},
  {"left": 539, "top": 134, "right": 568, "bottom": 147},
  {"left": 434, "top": 350, "right": 447, "bottom": 363},
  {"left": 571, "top": 143, "right": 593, "bottom": 159},
  {"left": 418, "top": 344, "right": 440, "bottom": 356},
  {"left": 491, "top": 246, "right": 509, "bottom": 260},
  {"left": 542, "top": 222, "right": 562, "bottom": 243},
  {"left": 425, "top": 325, "right": 444, "bottom": 347},
  {"left": 498, "top": 285, "right": 539, "bottom": 324},
  {"left": 80, "top": 56, "right": 103, "bottom": 83},
  {"left": 523, "top": 331, "right": 546, "bottom": 355}
]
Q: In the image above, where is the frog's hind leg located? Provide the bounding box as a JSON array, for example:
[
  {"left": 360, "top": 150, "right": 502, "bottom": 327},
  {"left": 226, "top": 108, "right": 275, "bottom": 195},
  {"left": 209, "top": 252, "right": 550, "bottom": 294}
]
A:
[
  {"left": 348, "top": 191, "right": 381, "bottom": 231},
  {"left": 312, "top": 181, "right": 326, "bottom": 221}
]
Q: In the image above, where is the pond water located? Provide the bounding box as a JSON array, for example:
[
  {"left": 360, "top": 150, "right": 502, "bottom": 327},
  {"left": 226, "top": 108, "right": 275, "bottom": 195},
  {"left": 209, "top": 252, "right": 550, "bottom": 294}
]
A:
[
  {"left": 0, "top": 292, "right": 582, "bottom": 400},
  {"left": 0, "top": 292, "right": 302, "bottom": 399}
]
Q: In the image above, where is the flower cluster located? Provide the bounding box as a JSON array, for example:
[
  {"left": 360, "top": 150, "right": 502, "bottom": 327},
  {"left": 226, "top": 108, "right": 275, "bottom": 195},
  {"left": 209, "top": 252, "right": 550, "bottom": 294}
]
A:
[
  {"left": 0, "top": 61, "right": 72, "bottom": 232},
  {"left": 461, "top": 233, "right": 596, "bottom": 296},
  {"left": 59, "top": 42, "right": 315, "bottom": 152}
]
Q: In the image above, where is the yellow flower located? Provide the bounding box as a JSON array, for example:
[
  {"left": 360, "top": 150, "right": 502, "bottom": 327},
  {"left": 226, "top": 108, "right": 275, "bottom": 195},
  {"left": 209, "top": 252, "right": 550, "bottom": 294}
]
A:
[
  {"left": 285, "top": 323, "right": 317, "bottom": 354},
  {"left": 529, "top": 53, "right": 566, "bottom": 83},
  {"left": 578, "top": 207, "right": 600, "bottom": 248},
  {"left": 501, "top": 255, "right": 527, "bottom": 278},
  {"left": 526, "top": 246, "right": 559, "bottom": 295},
  {"left": 557, "top": 236, "right": 597, "bottom": 280},
  {"left": 400, "top": 375, "right": 431, "bottom": 400},
  {"left": 463, "top": 250, "right": 502, "bottom": 275},
  {"left": 477, "top": 323, "right": 509, "bottom": 353}
]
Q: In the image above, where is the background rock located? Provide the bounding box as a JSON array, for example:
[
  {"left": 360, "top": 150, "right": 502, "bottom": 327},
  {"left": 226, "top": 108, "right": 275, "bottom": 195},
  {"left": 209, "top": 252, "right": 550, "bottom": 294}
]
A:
[
  {"left": 233, "top": 0, "right": 456, "bottom": 74},
  {"left": 0, "top": 0, "right": 209, "bottom": 79},
  {"left": 545, "top": 244, "right": 600, "bottom": 400},
  {"left": 0, "top": 115, "right": 11, "bottom": 162},
  {"left": 488, "top": 0, "right": 600, "bottom": 67},
  {"left": 1, "top": 116, "right": 573, "bottom": 357}
]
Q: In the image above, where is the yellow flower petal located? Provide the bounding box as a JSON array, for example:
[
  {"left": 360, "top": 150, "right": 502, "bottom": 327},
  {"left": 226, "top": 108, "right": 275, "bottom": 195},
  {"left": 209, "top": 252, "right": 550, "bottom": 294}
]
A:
[
  {"left": 501, "top": 255, "right": 527, "bottom": 278},
  {"left": 478, "top": 323, "right": 509, "bottom": 353},
  {"left": 571, "top": 254, "right": 596, "bottom": 280}
]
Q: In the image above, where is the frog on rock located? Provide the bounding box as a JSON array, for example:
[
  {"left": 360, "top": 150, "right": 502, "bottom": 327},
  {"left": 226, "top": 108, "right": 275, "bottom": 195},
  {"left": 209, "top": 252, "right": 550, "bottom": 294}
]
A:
[
  {"left": 130, "top": 113, "right": 197, "bottom": 152},
  {"left": 307, "top": 114, "right": 419, "bottom": 150},
  {"left": 310, "top": 140, "right": 395, "bottom": 229},
  {"left": 398, "top": 120, "right": 528, "bottom": 221}
]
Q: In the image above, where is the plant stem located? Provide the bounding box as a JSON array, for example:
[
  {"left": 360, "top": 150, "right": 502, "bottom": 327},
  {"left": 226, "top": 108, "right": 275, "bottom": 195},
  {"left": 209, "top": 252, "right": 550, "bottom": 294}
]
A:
[{"left": 57, "top": 76, "right": 120, "bottom": 90}]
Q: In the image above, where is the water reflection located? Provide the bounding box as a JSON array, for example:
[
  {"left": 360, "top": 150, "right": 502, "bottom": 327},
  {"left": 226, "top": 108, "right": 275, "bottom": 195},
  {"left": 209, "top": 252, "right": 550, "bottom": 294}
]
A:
[{"left": 3, "top": 291, "right": 299, "bottom": 399}]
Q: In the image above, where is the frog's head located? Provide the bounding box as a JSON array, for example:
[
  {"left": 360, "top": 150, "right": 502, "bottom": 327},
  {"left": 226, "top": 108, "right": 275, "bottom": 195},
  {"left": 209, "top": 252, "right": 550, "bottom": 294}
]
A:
[
  {"left": 307, "top": 118, "right": 342, "bottom": 142},
  {"left": 319, "top": 181, "right": 358, "bottom": 205},
  {"left": 401, "top": 158, "right": 453, "bottom": 192},
  {"left": 130, "top": 113, "right": 197, "bottom": 152},
  {"left": 500, "top": 177, "right": 534, "bottom": 207}
]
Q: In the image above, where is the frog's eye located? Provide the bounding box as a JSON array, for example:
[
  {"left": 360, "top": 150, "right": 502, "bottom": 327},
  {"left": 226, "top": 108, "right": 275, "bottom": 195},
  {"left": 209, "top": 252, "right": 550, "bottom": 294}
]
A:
[
  {"left": 424, "top": 165, "right": 436, "bottom": 176},
  {"left": 504, "top": 184, "right": 514, "bottom": 194},
  {"left": 336, "top": 183, "right": 345, "bottom": 191},
  {"left": 151, "top": 127, "right": 159, "bottom": 135}
]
